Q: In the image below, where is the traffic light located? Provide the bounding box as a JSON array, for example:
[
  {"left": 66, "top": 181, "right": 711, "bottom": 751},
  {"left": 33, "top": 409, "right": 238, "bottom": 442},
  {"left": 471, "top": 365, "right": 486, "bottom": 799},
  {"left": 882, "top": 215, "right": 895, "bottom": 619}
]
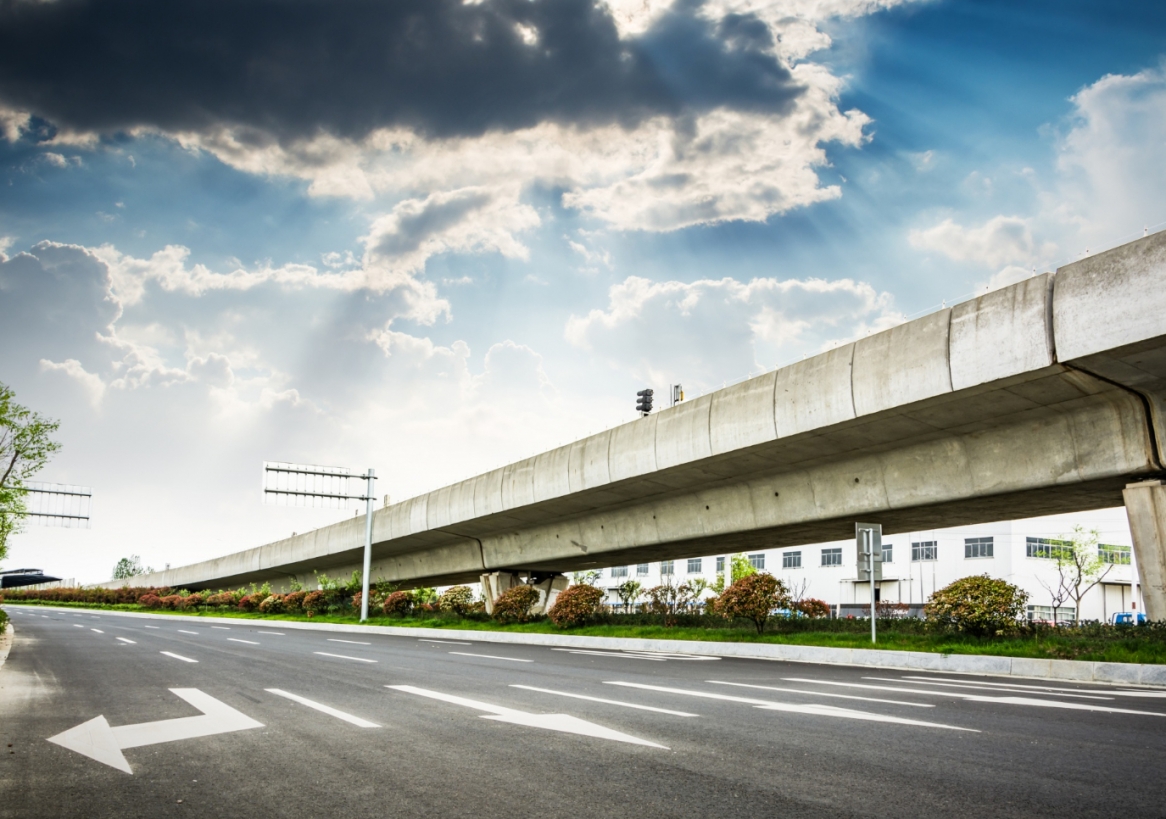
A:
[{"left": 636, "top": 388, "right": 654, "bottom": 415}]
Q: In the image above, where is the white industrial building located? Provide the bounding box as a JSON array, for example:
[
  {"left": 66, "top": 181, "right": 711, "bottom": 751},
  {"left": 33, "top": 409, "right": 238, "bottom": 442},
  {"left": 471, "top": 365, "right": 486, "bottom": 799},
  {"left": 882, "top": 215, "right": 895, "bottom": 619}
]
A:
[{"left": 592, "top": 507, "right": 1145, "bottom": 623}]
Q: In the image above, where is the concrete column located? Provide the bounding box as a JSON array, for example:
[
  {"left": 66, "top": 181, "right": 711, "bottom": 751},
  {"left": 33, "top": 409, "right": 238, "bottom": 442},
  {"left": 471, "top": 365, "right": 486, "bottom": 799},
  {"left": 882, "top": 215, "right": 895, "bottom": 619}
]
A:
[
  {"left": 480, "top": 571, "right": 522, "bottom": 615},
  {"left": 1123, "top": 479, "right": 1166, "bottom": 621}
]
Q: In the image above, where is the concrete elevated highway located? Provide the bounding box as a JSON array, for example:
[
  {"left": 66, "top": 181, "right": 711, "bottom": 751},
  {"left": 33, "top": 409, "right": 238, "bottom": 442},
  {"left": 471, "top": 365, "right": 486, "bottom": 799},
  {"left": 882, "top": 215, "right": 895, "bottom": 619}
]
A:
[{"left": 110, "top": 232, "right": 1166, "bottom": 618}]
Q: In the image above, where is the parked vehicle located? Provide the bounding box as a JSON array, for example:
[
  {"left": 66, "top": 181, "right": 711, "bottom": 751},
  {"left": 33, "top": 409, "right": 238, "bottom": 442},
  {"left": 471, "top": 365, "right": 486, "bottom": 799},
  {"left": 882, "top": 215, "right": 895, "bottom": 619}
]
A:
[{"left": 1111, "top": 611, "right": 1147, "bottom": 625}]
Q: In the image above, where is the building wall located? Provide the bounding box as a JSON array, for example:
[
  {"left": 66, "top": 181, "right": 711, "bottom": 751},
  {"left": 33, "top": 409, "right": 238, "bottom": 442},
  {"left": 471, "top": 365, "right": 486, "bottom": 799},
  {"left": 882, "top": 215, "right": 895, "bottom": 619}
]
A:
[{"left": 590, "top": 507, "right": 1146, "bottom": 623}]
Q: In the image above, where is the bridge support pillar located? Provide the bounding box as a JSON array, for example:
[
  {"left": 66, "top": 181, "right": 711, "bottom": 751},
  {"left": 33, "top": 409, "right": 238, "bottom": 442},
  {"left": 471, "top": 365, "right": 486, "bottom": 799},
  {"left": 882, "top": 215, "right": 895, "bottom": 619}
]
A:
[
  {"left": 480, "top": 571, "right": 569, "bottom": 615},
  {"left": 1123, "top": 479, "right": 1166, "bottom": 621}
]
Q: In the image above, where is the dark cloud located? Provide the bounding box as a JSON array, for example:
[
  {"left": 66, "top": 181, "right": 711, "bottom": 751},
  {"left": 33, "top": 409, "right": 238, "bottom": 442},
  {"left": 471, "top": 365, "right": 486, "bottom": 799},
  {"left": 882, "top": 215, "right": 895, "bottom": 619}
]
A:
[{"left": 0, "top": 0, "right": 802, "bottom": 141}]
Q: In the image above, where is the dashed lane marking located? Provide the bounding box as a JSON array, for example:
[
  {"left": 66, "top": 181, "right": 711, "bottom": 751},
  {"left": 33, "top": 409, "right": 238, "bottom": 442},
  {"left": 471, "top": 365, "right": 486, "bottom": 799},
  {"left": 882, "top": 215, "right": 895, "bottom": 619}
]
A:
[
  {"left": 314, "top": 652, "right": 377, "bottom": 663},
  {"left": 266, "top": 689, "right": 380, "bottom": 728},
  {"left": 449, "top": 652, "right": 532, "bottom": 663},
  {"left": 117, "top": 637, "right": 136, "bottom": 645},
  {"left": 258, "top": 632, "right": 284, "bottom": 636},
  {"left": 897, "top": 675, "right": 1166, "bottom": 699},
  {"left": 511, "top": 684, "right": 699, "bottom": 716},
  {"left": 160, "top": 651, "right": 197, "bottom": 663},
  {"left": 178, "top": 630, "right": 199, "bottom": 635},
  {"left": 73, "top": 624, "right": 84, "bottom": 628},
  {"left": 551, "top": 648, "right": 664, "bottom": 662},
  {"left": 227, "top": 638, "right": 259, "bottom": 645},
  {"left": 328, "top": 639, "right": 371, "bottom": 645},
  {"left": 865, "top": 676, "right": 1113, "bottom": 700},
  {"left": 144, "top": 626, "right": 159, "bottom": 629},
  {"left": 91, "top": 629, "right": 105, "bottom": 634},
  {"left": 211, "top": 626, "right": 230, "bottom": 630},
  {"left": 708, "top": 680, "right": 934, "bottom": 708},
  {"left": 418, "top": 639, "right": 472, "bottom": 645}
]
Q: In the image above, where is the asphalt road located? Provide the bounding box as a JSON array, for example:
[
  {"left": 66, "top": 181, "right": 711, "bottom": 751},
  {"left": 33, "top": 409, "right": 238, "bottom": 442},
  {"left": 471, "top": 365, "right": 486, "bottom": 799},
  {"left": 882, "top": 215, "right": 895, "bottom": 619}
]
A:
[{"left": 2, "top": 605, "right": 1165, "bottom": 819}]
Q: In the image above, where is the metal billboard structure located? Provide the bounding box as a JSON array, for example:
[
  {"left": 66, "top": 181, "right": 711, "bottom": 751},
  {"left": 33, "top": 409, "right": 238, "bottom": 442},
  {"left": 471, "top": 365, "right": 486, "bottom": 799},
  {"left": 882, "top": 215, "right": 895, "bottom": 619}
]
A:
[
  {"left": 23, "top": 482, "right": 93, "bottom": 528},
  {"left": 262, "top": 462, "right": 377, "bottom": 621}
]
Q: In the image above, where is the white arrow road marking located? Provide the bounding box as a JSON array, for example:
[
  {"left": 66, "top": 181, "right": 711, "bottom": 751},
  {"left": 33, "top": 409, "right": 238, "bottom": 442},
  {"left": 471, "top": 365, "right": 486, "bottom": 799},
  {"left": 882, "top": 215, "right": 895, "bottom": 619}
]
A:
[
  {"left": 47, "top": 689, "right": 263, "bottom": 774},
  {"left": 116, "top": 637, "right": 136, "bottom": 645},
  {"left": 708, "top": 680, "right": 935, "bottom": 708},
  {"left": 606, "top": 682, "right": 976, "bottom": 732},
  {"left": 161, "top": 651, "right": 197, "bottom": 663},
  {"left": 869, "top": 677, "right": 1113, "bottom": 700},
  {"left": 449, "top": 652, "right": 532, "bottom": 663},
  {"left": 266, "top": 689, "right": 379, "bottom": 727},
  {"left": 314, "top": 652, "right": 376, "bottom": 663},
  {"left": 898, "top": 676, "right": 1166, "bottom": 699},
  {"left": 510, "top": 685, "right": 699, "bottom": 717},
  {"left": 388, "top": 685, "right": 667, "bottom": 748},
  {"left": 782, "top": 678, "right": 1166, "bottom": 717},
  {"left": 551, "top": 648, "right": 664, "bottom": 662}
]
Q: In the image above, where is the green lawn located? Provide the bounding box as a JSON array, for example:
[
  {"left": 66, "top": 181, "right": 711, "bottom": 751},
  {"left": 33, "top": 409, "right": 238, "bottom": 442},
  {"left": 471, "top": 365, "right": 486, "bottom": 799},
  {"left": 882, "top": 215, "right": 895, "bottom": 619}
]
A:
[{"left": 6, "top": 599, "right": 1165, "bottom": 665}]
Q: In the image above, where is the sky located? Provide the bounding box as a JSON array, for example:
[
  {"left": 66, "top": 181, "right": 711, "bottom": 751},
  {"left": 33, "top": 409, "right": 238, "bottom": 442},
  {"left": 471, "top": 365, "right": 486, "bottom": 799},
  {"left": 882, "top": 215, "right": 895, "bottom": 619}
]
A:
[{"left": 1, "top": 0, "right": 1164, "bottom": 584}]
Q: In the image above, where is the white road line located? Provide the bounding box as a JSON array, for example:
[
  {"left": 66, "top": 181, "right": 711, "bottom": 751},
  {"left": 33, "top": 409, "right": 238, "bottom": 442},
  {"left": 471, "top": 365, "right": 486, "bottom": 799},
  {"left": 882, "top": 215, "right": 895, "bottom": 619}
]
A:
[
  {"left": 258, "top": 632, "right": 285, "bottom": 636},
  {"left": 866, "top": 677, "right": 1113, "bottom": 700},
  {"left": 898, "top": 675, "right": 1166, "bottom": 699},
  {"left": 707, "top": 680, "right": 934, "bottom": 708},
  {"left": 551, "top": 648, "right": 665, "bottom": 661},
  {"left": 621, "top": 651, "right": 720, "bottom": 661},
  {"left": 266, "top": 689, "right": 380, "bottom": 727},
  {"left": 117, "top": 637, "right": 137, "bottom": 644},
  {"left": 418, "top": 639, "right": 472, "bottom": 645},
  {"left": 161, "top": 651, "right": 198, "bottom": 663},
  {"left": 449, "top": 651, "right": 532, "bottom": 663},
  {"left": 91, "top": 629, "right": 105, "bottom": 634},
  {"left": 73, "top": 624, "right": 84, "bottom": 628},
  {"left": 211, "top": 626, "right": 230, "bottom": 630},
  {"left": 178, "top": 630, "right": 199, "bottom": 635},
  {"left": 782, "top": 678, "right": 1166, "bottom": 717},
  {"left": 314, "top": 652, "right": 377, "bottom": 663},
  {"left": 511, "top": 685, "right": 699, "bottom": 716},
  {"left": 606, "top": 681, "right": 975, "bottom": 732},
  {"left": 328, "top": 638, "right": 371, "bottom": 645},
  {"left": 144, "top": 626, "right": 159, "bottom": 629},
  {"left": 227, "top": 638, "right": 259, "bottom": 645}
]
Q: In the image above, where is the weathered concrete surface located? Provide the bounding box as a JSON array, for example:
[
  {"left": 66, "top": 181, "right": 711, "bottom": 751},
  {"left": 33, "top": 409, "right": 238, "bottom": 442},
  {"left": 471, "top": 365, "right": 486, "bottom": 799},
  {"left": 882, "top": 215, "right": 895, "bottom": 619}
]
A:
[
  {"left": 103, "top": 233, "right": 1166, "bottom": 597},
  {"left": 1124, "top": 479, "right": 1166, "bottom": 619}
]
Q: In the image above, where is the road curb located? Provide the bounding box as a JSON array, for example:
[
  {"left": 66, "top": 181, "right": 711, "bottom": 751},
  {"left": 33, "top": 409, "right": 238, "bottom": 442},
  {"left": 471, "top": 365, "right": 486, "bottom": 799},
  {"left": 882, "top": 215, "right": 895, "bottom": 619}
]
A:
[
  {"left": 0, "top": 622, "right": 13, "bottom": 673},
  {"left": 6, "top": 604, "right": 1165, "bottom": 687}
]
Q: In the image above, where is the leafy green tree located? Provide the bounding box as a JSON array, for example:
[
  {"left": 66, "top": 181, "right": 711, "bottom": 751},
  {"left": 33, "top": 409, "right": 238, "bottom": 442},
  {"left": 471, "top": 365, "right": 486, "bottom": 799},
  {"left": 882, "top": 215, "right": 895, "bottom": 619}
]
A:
[
  {"left": 614, "top": 579, "right": 643, "bottom": 611},
  {"left": 716, "top": 573, "right": 790, "bottom": 634},
  {"left": 112, "top": 555, "right": 154, "bottom": 580},
  {"left": 925, "top": 575, "right": 1028, "bottom": 635},
  {"left": 1040, "top": 526, "right": 1113, "bottom": 623},
  {"left": 571, "top": 569, "right": 601, "bottom": 586},
  {"left": 0, "top": 383, "right": 62, "bottom": 563}
]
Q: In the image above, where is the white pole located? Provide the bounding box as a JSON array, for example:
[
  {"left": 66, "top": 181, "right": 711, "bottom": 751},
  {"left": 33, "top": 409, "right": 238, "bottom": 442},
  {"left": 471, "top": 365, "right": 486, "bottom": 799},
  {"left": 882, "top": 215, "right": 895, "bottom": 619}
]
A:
[
  {"left": 723, "top": 554, "right": 731, "bottom": 594},
  {"left": 360, "top": 468, "right": 375, "bottom": 623},
  {"left": 869, "top": 531, "right": 877, "bottom": 644}
]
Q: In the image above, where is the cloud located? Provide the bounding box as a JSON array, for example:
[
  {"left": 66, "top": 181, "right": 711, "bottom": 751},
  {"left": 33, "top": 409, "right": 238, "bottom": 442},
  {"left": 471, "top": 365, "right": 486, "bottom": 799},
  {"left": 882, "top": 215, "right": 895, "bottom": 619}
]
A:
[
  {"left": 39, "top": 358, "right": 106, "bottom": 407},
  {"left": 908, "top": 215, "right": 1054, "bottom": 270},
  {"left": 565, "top": 273, "right": 899, "bottom": 388}
]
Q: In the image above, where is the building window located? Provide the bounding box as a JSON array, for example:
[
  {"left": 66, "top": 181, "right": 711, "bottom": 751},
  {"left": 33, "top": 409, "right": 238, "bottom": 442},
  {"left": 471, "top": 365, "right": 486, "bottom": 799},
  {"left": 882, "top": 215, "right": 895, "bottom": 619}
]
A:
[
  {"left": 1026, "top": 537, "right": 1069, "bottom": 559},
  {"left": 687, "top": 558, "right": 702, "bottom": 574},
  {"left": 1027, "top": 604, "right": 1076, "bottom": 624},
  {"left": 782, "top": 551, "right": 802, "bottom": 569},
  {"left": 882, "top": 543, "right": 893, "bottom": 564},
  {"left": 821, "top": 548, "right": 842, "bottom": 567},
  {"left": 715, "top": 556, "right": 725, "bottom": 573},
  {"left": 637, "top": 564, "right": 649, "bottom": 576},
  {"left": 1099, "top": 544, "right": 1131, "bottom": 564},
  {"left": 748, "top": 553, "right": 766, "bottom": 570},
  {"left": 965, "top": 537, "right": 993, "bottom": 559},
  {"left": 611, "top": 565, "right": 628, "bottom": 578},
  {"left": 911, "top": 542, "right": 937, "bottom": 561},
  {"left": 660, "top": 560, "right": 674, "bottom": 576}
]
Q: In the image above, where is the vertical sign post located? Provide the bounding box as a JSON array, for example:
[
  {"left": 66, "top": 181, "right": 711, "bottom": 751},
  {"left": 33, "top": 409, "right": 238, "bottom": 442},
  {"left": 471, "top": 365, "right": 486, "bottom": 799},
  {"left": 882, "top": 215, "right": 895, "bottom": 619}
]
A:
[
  {"left": 262, "top": 462, "right": 378, "bottom": 622},
  {"left": 856, "top": 522, "right": 882, "bottom": 644}
]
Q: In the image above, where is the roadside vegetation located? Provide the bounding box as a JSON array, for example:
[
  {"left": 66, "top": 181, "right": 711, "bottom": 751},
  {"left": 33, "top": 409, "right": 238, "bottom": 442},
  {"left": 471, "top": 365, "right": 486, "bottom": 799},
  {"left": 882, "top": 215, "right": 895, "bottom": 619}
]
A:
[{"left": 4, "top": 569, "right": 1165, "bottom": 665}]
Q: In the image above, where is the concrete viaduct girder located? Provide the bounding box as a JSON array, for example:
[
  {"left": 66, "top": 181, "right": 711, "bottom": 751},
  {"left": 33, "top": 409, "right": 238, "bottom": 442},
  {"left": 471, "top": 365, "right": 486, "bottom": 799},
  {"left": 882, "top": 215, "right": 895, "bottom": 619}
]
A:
[{"left": 108, "top": 232, "right": 1166, "bottom": 617}]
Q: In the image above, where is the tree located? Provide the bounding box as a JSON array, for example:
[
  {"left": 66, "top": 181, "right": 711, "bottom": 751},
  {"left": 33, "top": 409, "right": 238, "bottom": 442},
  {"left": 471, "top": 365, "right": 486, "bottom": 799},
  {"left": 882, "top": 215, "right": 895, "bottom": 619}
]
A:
[
  {"left": 716, "top": 573, "right": 790, "bottom": 634},
  {"left": 571, "top": 569, "right": 601, "bottom": 586},
  {"left": 925, "top": 575, "right": 1028, "bottom": 636},
  {"left": 1039, "top": 526, "right": 1113, "bottom": 623},
  {"left": 112, "top": 555, "right": 153, "bottom": 581},
  {"left": 0, "top": 382, "right": 62, "bottom": 562},
  {"left": 614, "top": 579, "right": 643, "bottom": 612}
]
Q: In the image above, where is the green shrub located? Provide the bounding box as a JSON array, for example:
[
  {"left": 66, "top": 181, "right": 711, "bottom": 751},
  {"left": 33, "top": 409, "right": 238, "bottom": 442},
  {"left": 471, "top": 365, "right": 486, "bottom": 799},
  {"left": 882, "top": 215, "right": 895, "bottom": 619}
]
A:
[
  {"left": 177, "top": 593, "right": 204, "bottom": 610},
  {"left": 492, "top": 585, "right": 540, "bottom": 623},
  {"left": 237, "top": 594, "right": 261, "bottom": 612},
  {"left": 717, "top": 573, "right": 789, "bottom": 634},
  {"left": 258, "top": 594, "right": 285, "bottom": 614},
  {"left": 794, "top": 598, "right": 830, "bottom": 618},
  {"left": 547, "top": 584, "right": 604, "bottom": 628},
  {"left": 282, "top": 591, "right": 306, "bottom": 612},
  {"left": 302, "top": 590, "right": 326, "bottom": 615},
  {"left": 438, "top": 585, "right": 475, "bottom": 615},
  {"left": 159, "top": 594, "right": 183, "bottom": 610},
  {"left": 139, "top": 593, "right": 162, "bottom": 609},
  {"left": 382, "top": 590, "right": 414, "bottom": 616},
  {"left": 925, "top": 574, "right": 1028, "bottom": 636}
]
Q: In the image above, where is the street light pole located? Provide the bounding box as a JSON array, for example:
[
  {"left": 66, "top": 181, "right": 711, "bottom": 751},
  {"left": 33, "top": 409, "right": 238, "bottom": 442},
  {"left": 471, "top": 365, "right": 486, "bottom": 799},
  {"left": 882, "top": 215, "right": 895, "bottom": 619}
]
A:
[{"left": 360, "top": 468, "right": 375, "bottom": 622}]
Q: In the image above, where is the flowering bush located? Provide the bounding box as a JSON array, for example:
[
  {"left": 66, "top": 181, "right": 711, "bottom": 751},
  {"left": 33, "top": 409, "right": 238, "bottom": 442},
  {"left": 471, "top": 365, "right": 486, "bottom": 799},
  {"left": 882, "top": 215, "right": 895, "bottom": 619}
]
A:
[
  {"left": 159, "top": 594, "right": 184, "bottom": 610},
  {"left": 794, "top": 598, "right": 831, "bottom": 618},
  {"left": 492, "top": 585, "right": 540, "bottom": 623},
  {"left": 302, "top": 590, "right": 326, "bottom": 615},
  {"left": 717, "top": 573, "right": 790, "bottom": 634},
  {"left": 381, "top": 590, "right": 414, "bottom": 616},
  {"left": 177, "top": 593, "right": 204, "bottom": 610},
  {"left": 139, "top": 593, "right": 163, "bottom": 609},
  {"left": 237, "top": 594, "right": 261, "bottom": 612},
  {"left": 204, "top": 592, "right": 234, "bottom": 608},
  {"left": 258, "top": 594, "right": 285, "bottom": 614},
  {"left": 925, "top": 575, "right": 1028, "bottom": 636},
  {"left": 282, "top": 591, "right": 306, "bottom": 612},
  {"left": 547, "top": 584, "right": 604, "bottom": 628},
  {"left": 438, "top": 585, "right": 475, "bottom": 615}
]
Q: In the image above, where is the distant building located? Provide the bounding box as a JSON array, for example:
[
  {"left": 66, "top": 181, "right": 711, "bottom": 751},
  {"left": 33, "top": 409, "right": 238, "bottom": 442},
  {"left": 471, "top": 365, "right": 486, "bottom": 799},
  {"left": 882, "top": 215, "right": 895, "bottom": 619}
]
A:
[{"left": 594, "top": 509, "right": 1144, "bottom": 623}]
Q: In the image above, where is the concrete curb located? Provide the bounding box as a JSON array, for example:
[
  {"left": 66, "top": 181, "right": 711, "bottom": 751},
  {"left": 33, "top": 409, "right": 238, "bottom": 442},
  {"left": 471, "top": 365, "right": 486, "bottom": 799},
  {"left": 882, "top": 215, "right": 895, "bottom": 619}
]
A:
[
  {"left": 6, "top": 604, "right": 1165, "bottom": 687},
  {"left": 0, "top": 622, "right": 13, "bottom": 674}
]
